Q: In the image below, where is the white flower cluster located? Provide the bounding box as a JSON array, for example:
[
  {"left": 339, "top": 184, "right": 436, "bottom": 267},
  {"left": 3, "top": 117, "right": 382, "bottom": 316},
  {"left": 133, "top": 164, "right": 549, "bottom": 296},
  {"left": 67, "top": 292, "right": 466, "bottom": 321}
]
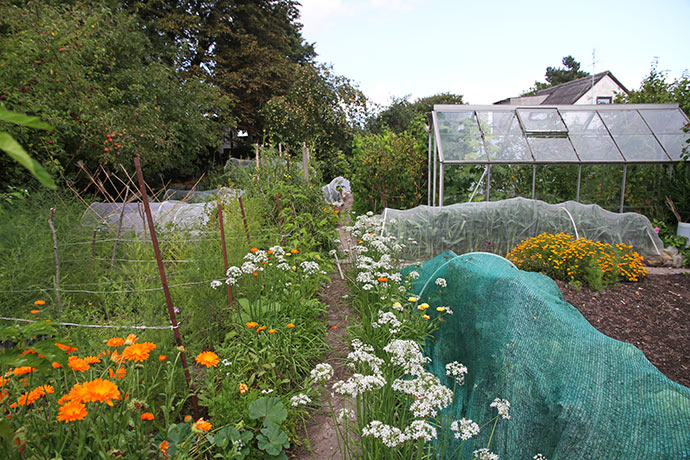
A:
[
  {"left": 210, "top": 280, "right": 222, "bottom": 289},
  {"left": 225, "top": 266, "right": 243, "bottom": 285},
  {"left": 300, "top": 260, "right": 324, "bottom": 277},
  {"left": 346, "top": 339, "right": 384, "bottom": 375},
  {"left": 277, "top": 262, "right": 291, "bottom": 271},
  {"left": 310, "top": 363, "right": 334, "bottom": 383},
  {"left": 261, "top": 388, "right": 274, "bottom": 394},
  {"left": 372, "top": 310, "right": 403, "bottom": 334},
  {"left": 450, "top": 418, "right": 480, "bottom": 440},
  {"left": 392, "top": 371, "right": 454, "bottom": 417},
  {"left": 435, "top": 277, "right": 447, "bottom": 288},
  {"left": 391, "top": 301, "right": 405, "bottom": 312},
  {"left": 533, "top": 455, "right": 548, "bottom": 460},
  {"left": 383, "top": 339, "right": 431, "bottom": 376},
  {"left": 361, "top": 420, "right": 437, "bottom": 447},
  {"left": 241, "top": 261, "right": 259, "bottom": 274},
  {"left": 333, "top": 373, "right": 386, "bottom": 398},
  {"left": 408, "top": 270, "right": 420, "bottom": 280},
  {"left": 244, "top": 249, "right": 269, "bottom": 265},
  {"left": 473, "top": 448, "right": 499, "bottom": 460},
  {"left": 445, "top": 361, "right": 468, "bottom": 384},
  {"left": 490, "top": 398, "right": 511, "bottom": 420},
  {"left": 290, "top": 393, "right": 312, "bottom": 407},
  {"left": 337, "top": 408, "right": 355, "bottom": 422}
]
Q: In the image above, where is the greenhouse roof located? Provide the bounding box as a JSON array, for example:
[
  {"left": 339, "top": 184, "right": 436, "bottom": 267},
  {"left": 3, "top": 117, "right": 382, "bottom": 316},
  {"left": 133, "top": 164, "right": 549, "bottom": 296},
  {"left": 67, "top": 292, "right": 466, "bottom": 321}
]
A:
[{"left": 431, "top": 103, "right": 689, "bottom": 164}]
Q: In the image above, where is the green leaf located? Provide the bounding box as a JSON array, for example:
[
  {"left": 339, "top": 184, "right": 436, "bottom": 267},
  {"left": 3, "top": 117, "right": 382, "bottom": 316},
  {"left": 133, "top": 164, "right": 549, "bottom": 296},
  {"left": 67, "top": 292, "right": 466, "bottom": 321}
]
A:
[
  {"left": 0, "top": 106, "right": 52, "bottom": 130},
  {"left": 256, "top": 422, "right": 289, "bottom": 456},
  {"left": 248, "top": 397, "right": 287, "bottom": 425},
  {"left": 0, "top": 132, "right": 57, "bottom": 189}
]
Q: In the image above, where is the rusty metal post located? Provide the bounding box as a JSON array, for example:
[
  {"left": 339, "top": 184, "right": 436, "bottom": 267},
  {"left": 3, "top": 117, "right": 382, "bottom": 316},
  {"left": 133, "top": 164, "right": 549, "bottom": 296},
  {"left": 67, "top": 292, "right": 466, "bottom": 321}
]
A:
[
  {"left": 133, "top": 156, "right": 198, "bottom": 418},
  {"left": 238, "top": 196, "right": 251, "bottom": 245},
  {"left": 275, "top": 193, "right": 287, "bottom": 246},
  {"left": 217, "top": 202, "right": 233, "bottom": 309},
  {"left": 48, "top": 208, "right": 62, "bottom": 311}
]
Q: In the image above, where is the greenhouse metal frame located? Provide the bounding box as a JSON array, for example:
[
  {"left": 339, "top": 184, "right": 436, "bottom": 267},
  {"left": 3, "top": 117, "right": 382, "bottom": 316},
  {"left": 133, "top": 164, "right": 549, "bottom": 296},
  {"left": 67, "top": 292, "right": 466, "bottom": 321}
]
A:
[{"left": 429, "top": 103, "right": 690, "bottom": 211}]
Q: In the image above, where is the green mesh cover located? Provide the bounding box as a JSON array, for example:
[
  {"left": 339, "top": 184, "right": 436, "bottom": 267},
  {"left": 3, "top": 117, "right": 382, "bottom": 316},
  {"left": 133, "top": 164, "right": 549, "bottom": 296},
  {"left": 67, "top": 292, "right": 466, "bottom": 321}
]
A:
[{"left": 405, "top": 251, "right": 690, "bottom": 459}]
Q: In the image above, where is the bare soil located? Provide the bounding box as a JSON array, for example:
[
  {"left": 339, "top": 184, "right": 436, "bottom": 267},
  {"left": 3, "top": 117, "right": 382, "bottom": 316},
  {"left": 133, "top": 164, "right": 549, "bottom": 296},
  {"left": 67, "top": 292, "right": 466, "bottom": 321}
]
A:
[{"left": 556, "top": 272, "right": 690, "bottom": 387}]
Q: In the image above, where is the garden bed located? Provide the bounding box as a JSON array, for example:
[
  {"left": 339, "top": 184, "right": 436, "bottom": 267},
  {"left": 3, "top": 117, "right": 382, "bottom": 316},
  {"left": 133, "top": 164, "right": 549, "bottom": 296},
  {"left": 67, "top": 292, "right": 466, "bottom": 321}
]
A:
[{"left": 556, "top": 273, "right": 690, "bottom": 387}]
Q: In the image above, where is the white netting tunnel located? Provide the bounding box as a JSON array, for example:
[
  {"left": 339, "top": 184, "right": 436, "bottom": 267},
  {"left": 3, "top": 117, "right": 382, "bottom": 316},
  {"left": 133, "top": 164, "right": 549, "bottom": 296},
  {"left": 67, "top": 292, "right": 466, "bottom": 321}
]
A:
[{"left": 381, "top": 197, "right": 665, "bottom": 263}]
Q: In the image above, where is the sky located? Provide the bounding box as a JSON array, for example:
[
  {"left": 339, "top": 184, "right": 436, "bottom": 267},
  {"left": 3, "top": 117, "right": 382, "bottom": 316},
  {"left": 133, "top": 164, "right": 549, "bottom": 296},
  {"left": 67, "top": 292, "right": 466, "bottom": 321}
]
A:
[{"left": 298, "top": 0, "right": 690, "bottom": 107}]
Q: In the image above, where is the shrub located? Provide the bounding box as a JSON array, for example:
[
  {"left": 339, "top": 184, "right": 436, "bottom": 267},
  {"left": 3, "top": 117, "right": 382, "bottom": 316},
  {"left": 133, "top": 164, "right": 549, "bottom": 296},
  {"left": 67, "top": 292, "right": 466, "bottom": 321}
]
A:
[{"left": 506, "top": 233, "right": 647, "bottom": 290}]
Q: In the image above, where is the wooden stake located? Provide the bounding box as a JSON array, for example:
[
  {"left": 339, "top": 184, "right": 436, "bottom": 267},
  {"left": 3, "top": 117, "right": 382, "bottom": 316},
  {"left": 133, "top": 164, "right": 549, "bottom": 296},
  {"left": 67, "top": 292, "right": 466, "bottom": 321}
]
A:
[
  {"left": 238, "top": 196, "right": 251, "bottom": 245},
  {"left": 302, "top": 142, "right": 309, "bottom": 182},
  {"left": 217, "top": 202, "right": 233, "bottom": 310},
  {"left": 48, "top": 208, "right": 62, "bottom": 311},
  {"left": 133, "top": 155, "right": 198, "bottom": 418}
]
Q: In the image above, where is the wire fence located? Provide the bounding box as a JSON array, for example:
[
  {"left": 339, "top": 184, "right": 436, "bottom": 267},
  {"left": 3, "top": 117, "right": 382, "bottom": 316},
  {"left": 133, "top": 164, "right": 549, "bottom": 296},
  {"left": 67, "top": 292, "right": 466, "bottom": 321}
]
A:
[{"left": 0, "top": 316, "right": 181, "bottom": 330}]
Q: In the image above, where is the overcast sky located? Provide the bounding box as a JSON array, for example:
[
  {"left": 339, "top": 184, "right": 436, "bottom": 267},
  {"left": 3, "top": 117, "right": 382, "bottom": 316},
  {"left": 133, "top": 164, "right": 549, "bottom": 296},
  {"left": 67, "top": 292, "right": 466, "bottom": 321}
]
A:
[{"left": 298, "top": 0, "right": 690, "bottom": 107}]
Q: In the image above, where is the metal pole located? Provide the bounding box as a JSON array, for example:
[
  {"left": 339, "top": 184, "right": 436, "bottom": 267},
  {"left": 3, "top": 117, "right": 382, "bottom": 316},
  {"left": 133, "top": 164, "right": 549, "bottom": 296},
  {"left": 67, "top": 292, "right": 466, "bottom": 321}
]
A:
[
  {"left": 428, "top": 126, "right": 432, "bottom": 205},
  {"left": 486, "top": 164, "right": 491, "bottom": 201},
  {"left": 48, "top": 208, "right": 62, "bottom": 311},
  {"left": 238, "top": 196, "right": 251, "bottom": 245},
  {"left": 433, "top": 136, "right": 437, "bottom": 206},
  {"left": 619, "top": 164, "right": 628, "bottom": 213},
  {"left": 576, "top": 165, "right": 582, "bottom": 202},
  {"left": 531, "top": 165, "right": 537, "bottom": 199},
  {"left": 217, "top": 202, "right": 233, "bottom": 310},
  {"left": 133, "top": 156, "right": 198, "bottom": 418},
  {"left": 439, "top": 163, "right": 445, "bottom": 206}
]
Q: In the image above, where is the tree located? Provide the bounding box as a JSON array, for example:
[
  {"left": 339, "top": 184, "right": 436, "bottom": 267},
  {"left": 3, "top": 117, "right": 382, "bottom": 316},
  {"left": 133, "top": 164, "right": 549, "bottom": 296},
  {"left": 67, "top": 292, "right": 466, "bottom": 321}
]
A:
[
  {"left": 368, "top": 92, "right": 464, "bottom": 134},
  {"left": 0, "top": 1, "right": 229, "bottom": 189},
  {"left": 522, "top": 55, "right": 589, "bottom": 95},
  {"left": 615, "top": 60, "right": 690, "bottom": 116}
]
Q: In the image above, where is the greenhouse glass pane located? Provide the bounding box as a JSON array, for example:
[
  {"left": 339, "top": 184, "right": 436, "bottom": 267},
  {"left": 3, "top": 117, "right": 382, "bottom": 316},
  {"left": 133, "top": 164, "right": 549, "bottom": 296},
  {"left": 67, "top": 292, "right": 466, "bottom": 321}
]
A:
[
  {"left": 436, "top": 111, "right": 487, "bottom": 162},
  {"left": 638, "top": 109, "right": 690, "bottom": 160},
  {"left": 562, "top": 111, "right": 624, "bottom": 162},
  {"left": 477, "top": 111, "right": 533, "bottom": 162},
  {"left": 599, "top": 111, "right": 669, "bottom": 161},
  {"left": 528, "top": 137, "right": 579, "bottom": 162},
  {"left": 516, "top": 108, "right": 567, "bottom": 133}
]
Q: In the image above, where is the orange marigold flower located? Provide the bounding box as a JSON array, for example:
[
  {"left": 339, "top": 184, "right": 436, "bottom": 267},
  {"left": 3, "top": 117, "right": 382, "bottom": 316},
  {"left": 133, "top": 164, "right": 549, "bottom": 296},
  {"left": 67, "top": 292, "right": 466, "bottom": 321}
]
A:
[
  {"left": 0, "top": 376, "right": 8, "bottom": 387},
  {"left": 82, "top": 378, "right": 120, "bottom": 406},
  {"left": 195, "top": 351, "right": 219, "bottom": 368},
  {"left": 107, "top": 337, "right": 124, "bottom": 347},
  {"left": 141, "top": 412, "right": 154, "bottom": 421},
  {"left": 34, "top": 300, "right": 46, "bottom": 306},
  {"left": 0, "top": 389, "right": 8, "bottom": 402},
  {"left": 194, "top": 417, "right": 212, "bottom": 431},
  {"left": 84, "top": 356, "right": 101, "bottom": 364},
  {"left": 160, "top": 440, "right": 170, "bottom": 452},
  {"left": 57, "top": 400, "right": 88, "bottom": 422},
  {"left": 246, "top": 322, "right": 258, "bottom": 329},
  {"left": 108, "top": 367, "right": 127, "bottom": 379},
  {"left": 124, "top": 334, "right": 138, "bottom": 345},
  {"left": 250, "top": 247, "right": 259, "bottom": 253},
  {"left": 122, "top": 342, "right": 156, "bottom": 363},
  {"left": 267, "top": 249, "right": 274, "bottom": 255},
  {"left": 110, "top": 350, "right": 124, "bottom": 364},
  {"left": 331, "top": 325, "right": 338, "bottom": 330},
  {"left": 55, "top": 342, "right": 78, "bottom": 354},
  {"left": 68, "top": 356, "right": 90, "bottom": 372},
  {"left": 184, "top": 415, "right": 192, "bottom": 422},
  {"left": 256, "top": 325, "right": 267, "bottom": 333},
  {"left": 267, "top": 329, "right": 276, "bottom": 334},
  {"left": 377, "top": 277, "right": 388, "bottom": 282},
  {"left": 252, "top": 271, "right": 258, "bottom": 277},
  {"left": 159, "top": 355, "right": 166, "bottom": 361},
  {"left": 287, "top": 323, "right": 295, "bottom": 328},
  {"left": 239, "top": 383, "right": 248, "bottom": 394},
  {"left": 13, "top": 366, "right": 35, "bottom": 376},
  {"left": 290, "top": 249, "right": 299, "bottom": 254},
  {"left": 30, "top": 310, "right": 39, "bottom": 314}
]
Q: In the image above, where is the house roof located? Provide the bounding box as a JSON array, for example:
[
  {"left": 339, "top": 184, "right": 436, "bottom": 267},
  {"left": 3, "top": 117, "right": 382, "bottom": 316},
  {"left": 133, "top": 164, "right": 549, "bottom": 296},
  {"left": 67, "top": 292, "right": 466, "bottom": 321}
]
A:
[{"left": 533, "top": 71, "right": 628, "bottom": 105}]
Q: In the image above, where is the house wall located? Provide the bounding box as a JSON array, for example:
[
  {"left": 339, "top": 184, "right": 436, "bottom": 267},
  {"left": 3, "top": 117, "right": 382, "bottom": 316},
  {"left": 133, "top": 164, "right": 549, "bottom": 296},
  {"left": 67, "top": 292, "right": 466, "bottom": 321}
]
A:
[{"left": 576, "top": 75, "right": 626, "bottom": 104}]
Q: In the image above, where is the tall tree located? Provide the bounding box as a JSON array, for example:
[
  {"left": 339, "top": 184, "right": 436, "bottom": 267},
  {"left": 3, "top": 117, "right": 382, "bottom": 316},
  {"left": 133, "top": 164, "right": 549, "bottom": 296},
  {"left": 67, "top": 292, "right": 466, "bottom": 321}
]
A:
[
  {"left": 616, "top": 60, "right": 690, "bottom": 116},
  {"left": 522, "top": 55, "right": 589, "bottom": 95},
  {"left": 368, "top": 92, "right": 464, "bottom": 134}
]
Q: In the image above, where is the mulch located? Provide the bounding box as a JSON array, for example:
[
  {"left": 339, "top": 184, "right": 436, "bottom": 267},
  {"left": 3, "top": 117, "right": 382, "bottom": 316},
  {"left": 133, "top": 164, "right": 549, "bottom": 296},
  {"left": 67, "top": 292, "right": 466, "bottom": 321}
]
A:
[{"left": 555, "top": 273, "right": 690, "bottom": 388}]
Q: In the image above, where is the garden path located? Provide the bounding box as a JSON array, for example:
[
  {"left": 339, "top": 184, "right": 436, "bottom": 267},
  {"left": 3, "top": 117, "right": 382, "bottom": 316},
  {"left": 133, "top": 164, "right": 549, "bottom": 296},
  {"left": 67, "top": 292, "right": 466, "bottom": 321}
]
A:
[{"left": 294, "top": 194, "right": 356, "bottom": 460}]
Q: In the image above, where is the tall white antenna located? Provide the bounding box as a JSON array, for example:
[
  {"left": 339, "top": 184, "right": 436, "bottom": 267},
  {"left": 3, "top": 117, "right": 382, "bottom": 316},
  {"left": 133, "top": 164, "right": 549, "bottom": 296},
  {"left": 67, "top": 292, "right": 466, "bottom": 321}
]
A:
[{"left": 591, "top": 48, "right": 597, "bottom": 103}]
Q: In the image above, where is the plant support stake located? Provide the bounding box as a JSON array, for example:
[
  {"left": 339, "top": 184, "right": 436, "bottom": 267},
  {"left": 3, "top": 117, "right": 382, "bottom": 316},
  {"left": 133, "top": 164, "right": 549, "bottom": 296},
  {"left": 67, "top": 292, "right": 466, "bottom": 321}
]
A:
[
  {"left": 48, "top": 207, "right": 62, "bottom": 311},
  {"left": 217, "top": 202, "right": 233, "bottom": 309},
  {"left": 275, "top": 193, "right": 287, "bottom": 246},
  {"left": 238, "top": 196, "right": 251, "bottom": 244},
  {"left": 133, "top": 155, "right": 198, "bottom": 418}
]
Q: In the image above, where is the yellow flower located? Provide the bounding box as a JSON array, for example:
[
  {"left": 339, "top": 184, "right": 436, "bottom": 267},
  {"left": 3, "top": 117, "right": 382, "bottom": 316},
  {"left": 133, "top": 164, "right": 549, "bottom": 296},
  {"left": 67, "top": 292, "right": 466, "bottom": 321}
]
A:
[
  {"left": 417, "top": 303, "right": 429, "bottom": 311},
  {"left": 239, "top": 383, "right": 248, "bottom": 394},
  {"left": 195, "top": 351, "right": 219, "bottom": 368},
  {"left": 408, "top": 297, "right": 417, "bottom": 303},
  {"left": 422, "top": 314, "right": 430, "bottom": 321},
  {"left": 392, "top": 302, "right": 402, "bottom": 308},
  {"left": 436, "top": 307, "right": 445, "bottom": 312}
]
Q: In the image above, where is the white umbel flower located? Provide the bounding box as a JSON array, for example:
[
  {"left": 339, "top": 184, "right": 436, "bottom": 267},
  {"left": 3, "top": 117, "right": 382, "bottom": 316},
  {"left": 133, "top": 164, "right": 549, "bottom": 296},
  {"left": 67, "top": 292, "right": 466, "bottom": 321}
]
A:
[
  {"left": 310, "top": 363, "right": 334, "bottom": 383},
  {"left": 290, "top": 393, "right": 312, "bottom": 407},
  {"left": 445, "top": 361, "right": 468, "bottom": 384},
  {"left": 450, "top": 418, "right": 480, "bottom": 440},
  {"left": 490, "top": 398, "right": 511, "bottom": 420}
]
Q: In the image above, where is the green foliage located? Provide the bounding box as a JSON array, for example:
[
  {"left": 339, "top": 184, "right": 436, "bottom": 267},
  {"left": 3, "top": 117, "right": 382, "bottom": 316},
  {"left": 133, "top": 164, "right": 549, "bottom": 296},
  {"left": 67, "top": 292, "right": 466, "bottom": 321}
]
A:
[
  {"left": 0, "top": 1, "right": 228, "bottom": 190},
  {"left": 521, "top": 55, "right": 589, "bottom": 96},
  {"left": 615, "top": 59, "right": 690, "bottom": 116},
  {"left": 351, "top": 116, "right": 428, "bottom": 214},
  {"left": 652, "top": 218, "right": 690, "bottom": 267},
  {"left": 368, "top": 92, "right": 464, "bottom": 134}
]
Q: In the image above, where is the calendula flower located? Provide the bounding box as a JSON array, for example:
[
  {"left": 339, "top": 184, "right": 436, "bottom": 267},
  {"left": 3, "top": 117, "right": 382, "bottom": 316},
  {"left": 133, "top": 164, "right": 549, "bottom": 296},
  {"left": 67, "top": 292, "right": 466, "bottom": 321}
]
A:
[
  {"left": 377, "top": 277, "right": 388, "bottom": 282},
  {"left": 13, "top": 366, "right": 35, "bottom": 376},
  {"left": 55, "top": 342, "right": 77, "bottom": 353},
  {"left": 110, "top": 351, "right": 124, "bottom": 364},
  {"left": 141, "top": 412, "right": 154, "bottom": 421},
  {"left": 57, "top": 400, "right": 88, "bottom": 422},
  {"left": 422, "top": 314, "right": 430, "bottom": 320},
  {"left": 195, "top": 351, "right": 219, "bottom": 368},
  {"left": 124, "top": 334, "right": 138, "bottom": 345},
  {"left": 408, "top": 297, "right": 418, "bottom": 302},
  {"left": 68, "top": 357, "right": 90, "bottom": 372},
  {"left": 290, "top": 249, "right": 299, "bottom": 254},
  {"left": 84, "top": 356, "right": 100, "bottom": 364},
  {"left": 108, "top": 367, "right": 126, "bottom": 379},
  {"left": 287, "top": 323, "right": 295, "bottom": 328},
  {"left": 417, "top": 303, "right": 429, "bottom": 310},
  {"left": 239, "top": 383, "right": 248, "bottom": 394},
  {"left": 331, "top": 325, "right": 338, "bottom": 330},
  {"left": 159, "top": 355, "right": 166, "bottom": 361},
  {"left": 33, "top": 300, "right": 46, "bottom": 306},
  {"left": 436, "top": 307, "right": 445, "bottom": 312},
  {"left": 107, "top": 337, "right": 124, "bottom": 347},
  {"left": 250, "top": 247, "right": 259, "bottom": 253},
  {"left": 194, "top": 417, "right": 212, "bottom": 432},
  {"left": 82, "top": 379, "right": 120, "bottom": 406},
  {"left": 122, "top": 342, "right": 156, "bottom": 362},
  {"left": 267, "top": 329, "right": 276, "bottom": 334},
  {"left": 256, "top": 325, "right": 267, "bottom": 333},
  {"left": 60, "top": 383, "right": 89, "bottom": 405},
  {"left": 30, "top": 310, "right": 39, "bottom": 314},
  {"left": 52, "top": 362, "right": 62, "bottom": 369},
  {"left": 160, "top": 440, "right": 170, "bottom": 452},
  {"left": 184, "top": 415, "right": 192, "bottom": 422},
  {"left": 246, "top": 322, "right": 258, "bottom": 329}
]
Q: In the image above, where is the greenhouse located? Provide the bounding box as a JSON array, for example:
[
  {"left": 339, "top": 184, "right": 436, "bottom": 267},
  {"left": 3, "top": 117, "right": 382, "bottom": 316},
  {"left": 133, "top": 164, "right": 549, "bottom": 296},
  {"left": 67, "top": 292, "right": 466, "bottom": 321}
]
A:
[{"left": 429, "top": 103, "right": 690, "bottom": 211}]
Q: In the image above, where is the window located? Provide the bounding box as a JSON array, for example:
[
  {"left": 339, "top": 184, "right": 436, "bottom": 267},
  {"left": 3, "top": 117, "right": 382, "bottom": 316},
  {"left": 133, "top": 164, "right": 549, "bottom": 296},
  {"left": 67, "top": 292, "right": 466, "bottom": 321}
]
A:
[{"left": 596, "top": 96, "right": 612, "bottom": 104}]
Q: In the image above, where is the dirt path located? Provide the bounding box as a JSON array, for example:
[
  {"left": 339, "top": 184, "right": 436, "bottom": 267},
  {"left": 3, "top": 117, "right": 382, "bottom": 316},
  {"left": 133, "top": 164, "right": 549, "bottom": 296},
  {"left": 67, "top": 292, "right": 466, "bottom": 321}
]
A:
[{"left": 294, "top": 195, "right": 356, "bottom": 460}]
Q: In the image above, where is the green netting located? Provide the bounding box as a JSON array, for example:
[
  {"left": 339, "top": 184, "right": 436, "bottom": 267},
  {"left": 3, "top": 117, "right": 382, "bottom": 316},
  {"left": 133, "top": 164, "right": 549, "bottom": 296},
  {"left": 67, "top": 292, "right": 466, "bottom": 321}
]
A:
[{"left": 405, "top": 251, "right": 690, "bottom": 459}]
